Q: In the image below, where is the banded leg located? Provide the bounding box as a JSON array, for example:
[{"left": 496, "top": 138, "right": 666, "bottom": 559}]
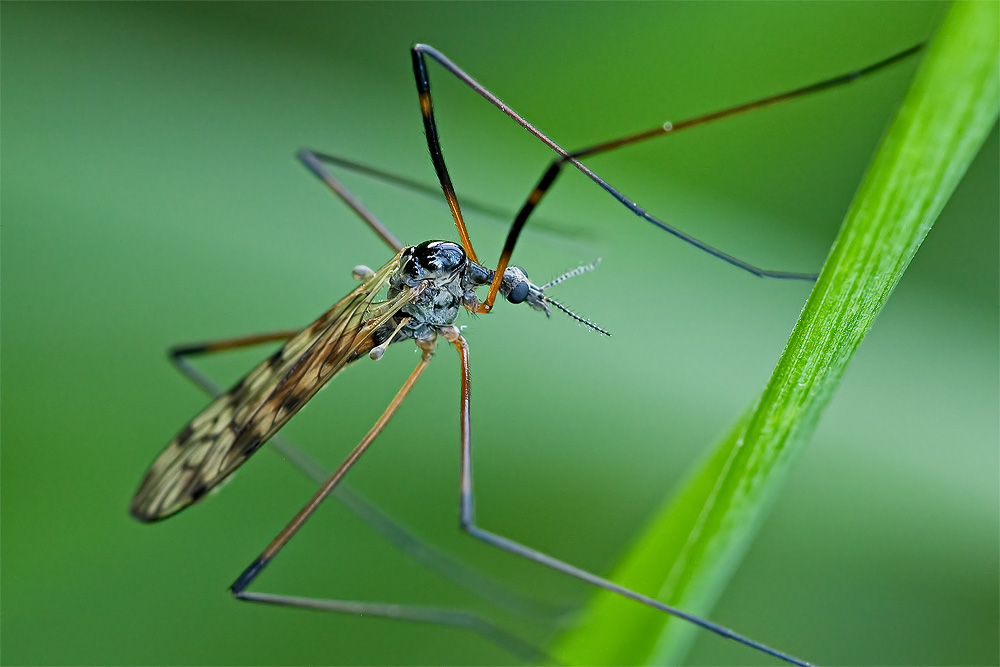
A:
[
  {"left": 227, "top": 345, "right": 549, "bottom": 662},
  {"left": 411, "top": 43, "right": 923, "bottom": 310},
  {"left": 298, "top": 150, "right": 572, "bottom": 237},
  {"left": 445, "top": 331, "right": 813, "bottom": 667},
  {"left": 169, "top": 331, "right": 567, "bottom": 622}
]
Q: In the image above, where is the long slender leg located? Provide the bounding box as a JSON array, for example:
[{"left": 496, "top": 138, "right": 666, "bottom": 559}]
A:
[
  {"left": 300, "top": 150, "right": 575, "bottom": 237},
  {"left": 412, "top": 43, "right": 922, "bottom": 310},
  {"left": 227, "top": 345, "right": 549, "bottom": 662},
  {"left": 169, "top": 331, "right": 567, "bottom": 621},
  {"left": 168, "top": 330, "right": 301, "bottom": 394},
  {"left": 445, "top": 330, "right": 814, "bottom": 667},
  {"left": 298, "top": 149, "right": 404, "bottom": 252},
  {"left": 411, "top": 48, "right": 480, "bottom": 263},
  {"left": 232, "top": 346, "right": 435, "bottom": 579}
]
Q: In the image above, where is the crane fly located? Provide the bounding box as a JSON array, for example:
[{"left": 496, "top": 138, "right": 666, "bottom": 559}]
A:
[{"left": 131, "top": 43, "right": 922, "bottom": 665}]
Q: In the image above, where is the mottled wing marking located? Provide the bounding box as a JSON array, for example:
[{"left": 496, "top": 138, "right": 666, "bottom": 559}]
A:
[{"left": 131, "top": 250, "right": 416, "bottom": 521}]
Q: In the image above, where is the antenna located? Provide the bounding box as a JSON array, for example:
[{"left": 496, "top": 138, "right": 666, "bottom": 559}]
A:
[
  {"left": 528, "top": 259, "right": 611, "bottom": 336},
  {"left": 540, "top": 293, "right": 611, "bottom": 337}
]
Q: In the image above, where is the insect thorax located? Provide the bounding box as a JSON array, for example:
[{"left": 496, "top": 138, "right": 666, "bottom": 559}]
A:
[
  {"left": 383, "top": 240, "right": 489, "bottom": 343},
  {"left": 398, "top": 277, "right": 464, "bottom": 328}
]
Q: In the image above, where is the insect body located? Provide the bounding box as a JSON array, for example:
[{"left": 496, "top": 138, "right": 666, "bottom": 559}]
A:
[
  {"left": 382, "top": 240, "right": 556, "bottom": 340},
  {"left": 130, "top": 240, "right": 590, "bottom": 522},
  {"left": 132, "top": 42, "right": 921, "bottom": 666}
]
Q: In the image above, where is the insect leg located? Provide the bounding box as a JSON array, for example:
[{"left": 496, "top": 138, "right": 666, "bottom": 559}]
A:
[
  {"left": 230, "top": 346, "right": 432, "bottom": 582},
  {"left": 410, "top": 47, "right": 480, "bottom": 263},
  {"left": 298, "top": 150, "right": 551, "bottom": 234},
  {"left": 445, "top": 331, "right": 813, "bottom": 667},
  {"left": 298, "top": 149, "right": 405, "bottom": 252},
  {"left": 227, "top": 346, "right": 549, "bottom": 661},
  {"left": 168, "top": 332, "right": 566, "bottom": 622},
  {"left": 412, "top": 43, "right": 922, "bottom": 311},
  {"left": 168, "top": 330, "right": 301, "bottom": 395}
]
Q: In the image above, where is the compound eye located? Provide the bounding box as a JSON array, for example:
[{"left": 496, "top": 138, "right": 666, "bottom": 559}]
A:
[{"left": 505, "top": 280, "right": 530, "bottom": 304}]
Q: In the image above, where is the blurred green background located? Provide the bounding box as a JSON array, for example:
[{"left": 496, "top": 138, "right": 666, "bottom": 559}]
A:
[{"left": 2, "top": 2, "right": 996, "bottom": 666}]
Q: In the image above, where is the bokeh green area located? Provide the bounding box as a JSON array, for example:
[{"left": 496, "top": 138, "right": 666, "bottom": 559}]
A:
[{"left": 2, "top": 3, "right": 996, "bottom": 666}]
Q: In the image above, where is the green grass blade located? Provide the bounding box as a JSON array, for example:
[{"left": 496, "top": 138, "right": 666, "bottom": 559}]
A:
[{"left": 553, "top": 2, "right": 999, "bottom": 664}]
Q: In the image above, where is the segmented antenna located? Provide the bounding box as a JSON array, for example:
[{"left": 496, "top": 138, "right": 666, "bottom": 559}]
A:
[
  {"left": 539, "top": 294, "right": 611, "bottom": 336},
  {"left": 540, "top": 258, "right": 601, "bottom": 290},
  {"left": 534, "top": 259, "right": 610, "bottom": 336}
]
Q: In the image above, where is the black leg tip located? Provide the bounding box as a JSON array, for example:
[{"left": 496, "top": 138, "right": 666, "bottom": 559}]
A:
[{"left": 230, "top": 555, "right": 270, "bottom": 594}]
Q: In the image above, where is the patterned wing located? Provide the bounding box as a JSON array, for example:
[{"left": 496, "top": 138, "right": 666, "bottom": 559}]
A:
[{"left": 131, "top": 250, "right": 416, "bottom": 522}]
